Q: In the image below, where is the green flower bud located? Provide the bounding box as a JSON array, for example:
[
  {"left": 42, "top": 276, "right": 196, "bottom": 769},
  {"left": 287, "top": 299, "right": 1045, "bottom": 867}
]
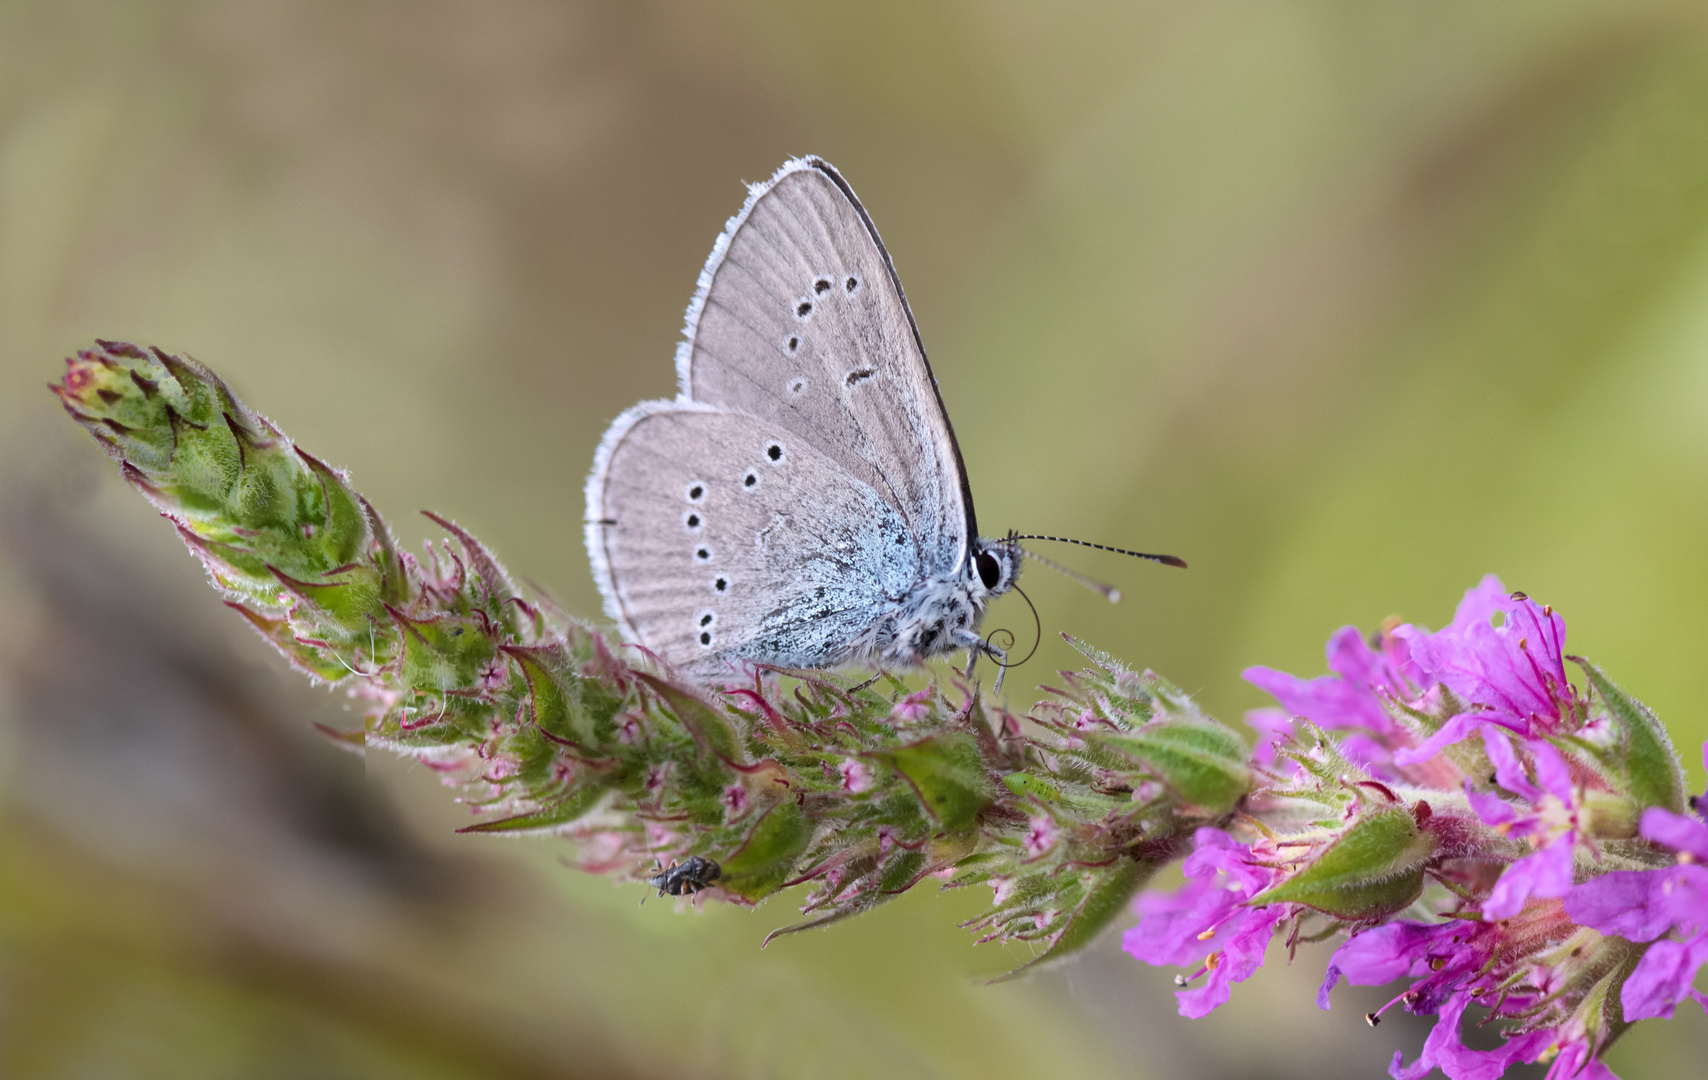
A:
[{"left": 1256, "top": 804, "right": 1436, "bottom": 920}]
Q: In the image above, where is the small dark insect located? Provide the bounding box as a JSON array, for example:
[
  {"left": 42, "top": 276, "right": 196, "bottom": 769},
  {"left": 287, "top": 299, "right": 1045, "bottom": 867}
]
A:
[{"left": 646, "top": 855, "right": 722, "bottom": 898}]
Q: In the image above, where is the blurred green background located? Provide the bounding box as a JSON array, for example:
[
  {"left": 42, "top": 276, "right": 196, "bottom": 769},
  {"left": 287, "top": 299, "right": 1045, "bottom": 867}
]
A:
[{"left": 3, "top": 2, "right": 1707, "bottom": 1077}]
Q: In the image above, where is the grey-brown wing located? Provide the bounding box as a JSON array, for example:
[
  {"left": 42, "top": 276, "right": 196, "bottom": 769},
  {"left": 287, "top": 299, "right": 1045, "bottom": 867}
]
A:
[
  {"left": 585, "top": 402, "right": 922, "bottom": 675},
  {"left": 676, "top": 157, "right": 975, "bottom": 576}
]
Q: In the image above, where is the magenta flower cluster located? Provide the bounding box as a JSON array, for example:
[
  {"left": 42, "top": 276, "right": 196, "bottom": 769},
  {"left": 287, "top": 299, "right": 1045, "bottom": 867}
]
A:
[{"left": 1123, "top": 576, "right": 1707, "bottom": 1080}]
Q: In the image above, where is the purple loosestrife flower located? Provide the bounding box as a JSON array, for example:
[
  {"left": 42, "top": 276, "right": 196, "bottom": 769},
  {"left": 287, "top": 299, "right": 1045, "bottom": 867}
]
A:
[
  {"left": 1122, "top": 828, "right": 1284, "bottom": 1018},
  {"left": 889, "top": 690, "right": 931, "bottom": 724},
  {"left": 1245, "top": 623, "right": 1424, "bottom": 780},
  {"left": 1467, "top": 730, "right": 1586, "bottom": 919},
  {"left": 1387, "top": 992, "right": 1558, "bottom": 1080},
  {"left": 838, "top": 758, "right": 873, "bottom": 794},
  {"left": 1023, "top": 816, "right": 1060, "bottom": 860},
  {"left": 1566, "top": 794, "right": 1708, "bottom": 1021},
  {"left": 1243, "top": 575, "right": 1583, "bottom": 790},
  {"left": 1394, "top": 577, "right": 1575, "bottom": 765},
  {"left": 1317, "top": 900, "right": 1617, "bottom": 1080},
  {"left": 1206, "top": 576, "right": 1700, "bottom": 1078}
]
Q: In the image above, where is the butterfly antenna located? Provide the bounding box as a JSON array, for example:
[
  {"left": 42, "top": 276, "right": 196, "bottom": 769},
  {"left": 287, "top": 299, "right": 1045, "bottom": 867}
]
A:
[
  {"left": 1008, "top": 534, "right": 1187, "bottom": 569},
  {"left": 1014, "top": 546, "right": 1124, "bottom": 604}
]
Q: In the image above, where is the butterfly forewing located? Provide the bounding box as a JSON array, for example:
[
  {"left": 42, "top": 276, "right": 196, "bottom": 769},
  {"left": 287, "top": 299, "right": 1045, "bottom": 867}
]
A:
[
  {"left": 678, "top": 158, "right": 974, "bottom": 574},
  {"left": 590, "top": 405, "right": 923, "bottom": 675}
]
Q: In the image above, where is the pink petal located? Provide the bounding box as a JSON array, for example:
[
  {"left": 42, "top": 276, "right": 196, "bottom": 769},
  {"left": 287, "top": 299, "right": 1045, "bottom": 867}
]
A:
[
  {"left": 1568, "top": 865, "right": 1708, "bottom": 942},
  {"left": 1528, "top": 740, "right": 1575, "bottom": 805},
  {"left": 1175, "top": 906, "right": 1282, "bottom": 1019},
  {"left": 1622, "top": 931, "right": 1708, "bottom": 1021},
  {"left": 1317, "top": 922, "right": 1443, "bottom": 1008},
  {"left": 1639, "top": 807, "right": 1708, "bottom": 863},
  {"left": 1483, "top": 836, "right": 1574, "bottom": 920},
  {"left": 1482, "top": 729, "right": 1542, "bottom": 802},
  {"left": 1565, "top": 871, "right": 1667, "bottom": 940},
  {"left": 1126, "top": 830, "right": 1267, "bottom": 968},
  {"left": 1243, "top": 664, "right": 1394, "bottom": 736},
  {"left": 1394, "top": 712, "right": 1493, "bottom": 767},
  {"left": 1465, "top": 783, "right": 1522, "bottom": 828},
  {"left": 1448, "top": 575, "right": 1511, "bottom": 636},
  {"left": 1326, "top": 625, "right": 1385, "bottom": 689}
]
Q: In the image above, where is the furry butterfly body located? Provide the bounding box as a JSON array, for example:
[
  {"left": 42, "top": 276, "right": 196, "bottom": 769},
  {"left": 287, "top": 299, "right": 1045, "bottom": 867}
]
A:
[{"left": 586, "top": 157, "right": 1018, "bottom": 679}]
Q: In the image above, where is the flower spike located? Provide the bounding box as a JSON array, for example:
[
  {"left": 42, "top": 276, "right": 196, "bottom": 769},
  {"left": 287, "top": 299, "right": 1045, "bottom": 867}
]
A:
[{"left": 55, "top": 342, "right": 1705, "bottom": 1073}]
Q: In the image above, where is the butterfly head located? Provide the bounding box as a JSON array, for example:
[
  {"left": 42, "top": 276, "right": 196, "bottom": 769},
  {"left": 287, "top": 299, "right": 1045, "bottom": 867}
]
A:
[{"left": 970, "top": 537, "right": 1022, "bottom": 601}]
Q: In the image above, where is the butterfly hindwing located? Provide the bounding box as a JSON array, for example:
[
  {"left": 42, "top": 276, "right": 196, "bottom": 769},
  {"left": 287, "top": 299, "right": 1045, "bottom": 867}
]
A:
[
  {"left": 677, "top": 157, "right": 974, "bottom": 575},
  {"left": 587, "top": 403, "right": 923, "bottom": 675}
]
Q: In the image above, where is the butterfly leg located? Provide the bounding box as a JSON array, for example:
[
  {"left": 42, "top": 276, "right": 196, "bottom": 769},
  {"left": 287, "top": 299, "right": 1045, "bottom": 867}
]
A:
[
  {"left": 953, "top": 628, "right": 983, "bottom": 680},
  {"left": 953, "top": 629, "right": 1008, "bottom": 693},
  {"left": 987, "top": 639, "right": 1009, "bottom": 694}
]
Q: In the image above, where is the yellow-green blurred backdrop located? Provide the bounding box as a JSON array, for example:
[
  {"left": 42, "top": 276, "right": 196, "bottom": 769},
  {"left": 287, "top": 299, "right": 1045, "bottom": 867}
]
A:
[{"left": 2, "top": 3, "right": 1705, "bottom": 1077}]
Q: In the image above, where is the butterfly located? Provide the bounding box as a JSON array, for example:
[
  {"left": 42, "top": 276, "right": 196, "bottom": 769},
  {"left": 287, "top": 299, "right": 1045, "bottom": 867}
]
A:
[{"left": 585, "top": 157, "right": 1179, "bottom": 686}]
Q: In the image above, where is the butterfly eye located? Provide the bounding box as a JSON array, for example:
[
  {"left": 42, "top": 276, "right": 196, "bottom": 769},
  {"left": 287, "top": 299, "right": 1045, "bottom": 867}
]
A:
[
  {"left": 785, "top": 335, "right": 800, "bottom": 354},
  {"left": 686, "top": 482, "right": 706, "bottom": 503},
  {"left": 976, "top": 550, "right": 1002, "bottom": 590},
  {"left": 813, "top": 278, "right": 832, "bottom": 294},
  {"left": 845, "top": 275, "right": 860, "bottom": 293},
  {"left": 742, "top": 469, "right": 760, "bottom": 489},
  {"left": 795, "top": 300, "right": 813, "bottom": 319},
  {"left": 766, "top": 444, "right": 783, "bottom": 462}
]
